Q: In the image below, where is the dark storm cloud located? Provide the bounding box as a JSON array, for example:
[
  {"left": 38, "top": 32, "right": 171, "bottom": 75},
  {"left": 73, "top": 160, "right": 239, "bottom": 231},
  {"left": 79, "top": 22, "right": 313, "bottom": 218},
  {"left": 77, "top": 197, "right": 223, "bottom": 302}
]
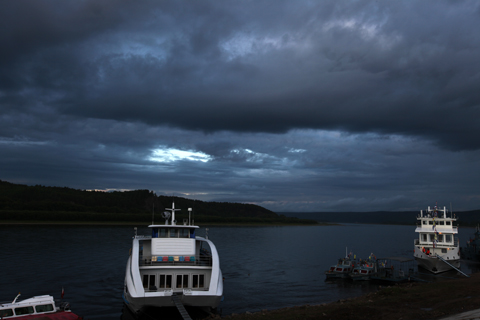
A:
[
  {"left": 1, "top": 0, "right": 480, "bottom": 212},
  {"left": 2, "top": 1, "right": 480, "bottom": 150}
]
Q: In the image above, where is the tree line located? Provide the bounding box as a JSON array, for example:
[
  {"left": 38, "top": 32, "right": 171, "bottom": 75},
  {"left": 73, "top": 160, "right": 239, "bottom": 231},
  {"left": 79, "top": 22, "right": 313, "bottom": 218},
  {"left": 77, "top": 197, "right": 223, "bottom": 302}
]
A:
[{"left": 0, "top": 180, "right": 317, "bottom": 225}]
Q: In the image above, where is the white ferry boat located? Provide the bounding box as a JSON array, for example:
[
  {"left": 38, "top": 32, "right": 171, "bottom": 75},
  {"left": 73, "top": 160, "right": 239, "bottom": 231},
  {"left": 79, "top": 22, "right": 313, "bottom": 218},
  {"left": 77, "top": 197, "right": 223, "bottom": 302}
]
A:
[
  {"left": 0, "top": 293, "right": 81, "bottom": 320},
  {"left": 123, "top": 202, "right": 223, "bottom": 315},
  {"left": 413, "top": 205, "right": 460, "bottom": 273}
]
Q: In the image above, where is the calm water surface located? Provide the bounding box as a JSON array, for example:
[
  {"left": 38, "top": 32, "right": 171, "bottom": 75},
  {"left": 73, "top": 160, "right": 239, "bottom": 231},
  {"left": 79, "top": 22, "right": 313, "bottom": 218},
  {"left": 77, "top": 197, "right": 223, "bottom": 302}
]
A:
[{"left": 1, "top": 224, "right": 478, "bottom": 319}]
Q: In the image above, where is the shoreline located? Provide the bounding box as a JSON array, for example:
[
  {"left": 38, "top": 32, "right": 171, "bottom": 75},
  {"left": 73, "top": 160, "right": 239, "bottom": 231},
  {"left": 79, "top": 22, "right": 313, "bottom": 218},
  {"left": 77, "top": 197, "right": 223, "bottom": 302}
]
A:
[
  {"left": 0, "top": 220, "right": 335, "bottom": 227},
  {"left": 218, "top": 271, "right": 480, "bottom": 320}
]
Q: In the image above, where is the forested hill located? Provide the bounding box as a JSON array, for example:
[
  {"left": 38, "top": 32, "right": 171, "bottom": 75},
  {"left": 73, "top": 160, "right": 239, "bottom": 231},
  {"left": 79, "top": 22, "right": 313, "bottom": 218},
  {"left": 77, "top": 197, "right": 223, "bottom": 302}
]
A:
[
  {"left": 0, "top": 180, "right": 316, "bottom": 224},
  {"left": 281, "top": 209, "right": 480, "bottom": 226}
]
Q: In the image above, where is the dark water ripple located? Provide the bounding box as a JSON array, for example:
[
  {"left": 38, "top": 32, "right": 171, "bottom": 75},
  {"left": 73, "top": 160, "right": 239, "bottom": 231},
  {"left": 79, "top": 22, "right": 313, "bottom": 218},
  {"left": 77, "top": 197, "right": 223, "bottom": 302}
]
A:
[{"left": 0, "top": 224, "right": 477, "bottom": 319}]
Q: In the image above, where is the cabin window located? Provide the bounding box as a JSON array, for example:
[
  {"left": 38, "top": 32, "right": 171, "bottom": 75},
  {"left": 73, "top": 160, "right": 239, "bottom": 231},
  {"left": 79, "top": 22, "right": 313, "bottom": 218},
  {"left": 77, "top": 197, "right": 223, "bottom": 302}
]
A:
[
  {"left": 428, "top": 221, "right": 433, "bottom": 225},
  {"left": 446, "top": 235, "right": 452, "bottom": 243},
  {"left": 429, "top": 234, "right": 435, "bottom": 242},
  {"left": 176, "top": 274, "right": 189, "bottom": 288},
  {"left": 180, "top": 229, "right": 190, "bottom": 238},
  {"left": 159, "top": 228, "right": 168, "bottom": 238},
  {"left": 142, "top": 274, "right": 156, "bottom": 290},
  {"left": 36, "top": 304, "right": 54, "bottom": 313},
  {"left": 192, "top": 274, "right": 205, "bottom": 288},
  {"left": 442, "top": 249, "right": 447, "bottom": 253},
  {"left": 1, "top": 309, "right": 14, "bottom": 317},
  {"left": 439, "top": 221, "right": 444, "bottom": 225},
  {"left": 159, "top": 274, "right": 172, "bottom": 289},
  {"left": 422, "top": 220, "right": 426, "bottom": 225},
  {"left": 438, "top": 234, "right": 443, "bottom": 242},
  {"left": 170, "top": 229, "right": 178, "bottom": 238},
  {"left": 422, "top": 234, "right": 427, "bottom": 242},
  {"left": 14, "top": 306, "right": 34, "bottom": 315},
  {"left": 446, "top": 221, "right": 451, "bottom": 225}
]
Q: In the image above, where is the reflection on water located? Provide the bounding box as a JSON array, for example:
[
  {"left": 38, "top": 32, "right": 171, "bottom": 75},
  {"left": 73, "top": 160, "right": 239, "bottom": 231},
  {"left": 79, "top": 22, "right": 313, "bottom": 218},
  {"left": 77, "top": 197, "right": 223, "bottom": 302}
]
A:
[
  {"left": 0, "top": 224, "right": 477, "bottom": 320},
  {"left": 120, "top": 305, "right": 213, "bottom": 320}
]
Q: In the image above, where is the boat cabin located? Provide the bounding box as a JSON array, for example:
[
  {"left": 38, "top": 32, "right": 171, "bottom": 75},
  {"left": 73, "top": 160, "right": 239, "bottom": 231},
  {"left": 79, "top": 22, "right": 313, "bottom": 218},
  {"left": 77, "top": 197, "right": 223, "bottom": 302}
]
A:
[
  {"left": 415, "top": 206, "right": 458, "bottom": 251},
  {"left": 0, "top": 295, "right": 61, "bottom": 318}
]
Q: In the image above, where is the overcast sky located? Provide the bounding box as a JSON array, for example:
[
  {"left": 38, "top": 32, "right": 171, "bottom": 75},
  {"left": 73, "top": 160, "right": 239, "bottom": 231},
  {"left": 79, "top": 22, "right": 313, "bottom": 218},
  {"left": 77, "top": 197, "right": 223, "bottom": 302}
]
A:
[{"left": 1, "top": 1, "right": 480, "bottom": 212}]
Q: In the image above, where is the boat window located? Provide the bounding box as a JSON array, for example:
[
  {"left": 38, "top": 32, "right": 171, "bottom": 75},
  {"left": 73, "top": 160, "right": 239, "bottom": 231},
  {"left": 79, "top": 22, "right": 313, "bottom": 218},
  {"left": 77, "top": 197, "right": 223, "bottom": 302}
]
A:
[
  {"left": 1, "top": 309, "right": 14, "bottom": 317},
  {"left": 439, "top": 221, "right": 444, "bottom": 225},
  {"left": 14, "top": 306, "right": 34, "bottom": 315},
  {"left": 428, "top": 221, "right": 433, "bottom": 225},
  {"left": 422, "top": 234, "right": 427, "bottom": 242},
  {"left": 446, "top": 221, "right": 451, "bottom": 225},
  {"left": 35, "top": 304, "right": 54, "bottom": 313},
  {"left": 159, "top": 274, "right": 172, "bottom": 289},
  {"left": 159, "top": 228, "right": 168, "bottom": 238},
  {"left": 192, "top": 274, "right": 205, "bottom": 288},
  {"left": 442, "top": 249, "right": 447, "bottom": 253},
  {"left": 422, "top": 220, "right": 426, "bottom": 225},
  {"left": 446, "top": 235, "right": 452, "bottom": 243},
  {"left": 438, "top": 234, "right": 443, "bottom": 242},
  {"left": 170, "top": 228, "right": 178, "bottom": 238},
  {"left": 142, "top": 274, "right": 156, "bottom": 289},
  {"left": 176, "top": 274, "right": 189, "bottom": 288},
  {"left": 149, "top": 275, "right": 155, "bottom": 289},
  {"left": 429, "top": 234, "right": 435, "bottom": 242},
  {"left": 143, "top": 274, "right": 149, "bottom": 288}
]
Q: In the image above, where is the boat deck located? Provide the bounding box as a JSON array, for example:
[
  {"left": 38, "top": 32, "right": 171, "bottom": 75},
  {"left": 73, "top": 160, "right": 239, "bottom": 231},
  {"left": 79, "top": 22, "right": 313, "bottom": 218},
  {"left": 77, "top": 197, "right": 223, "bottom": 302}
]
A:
[{"left": 139, "top": 255, "right": 212, "bottom": 267}]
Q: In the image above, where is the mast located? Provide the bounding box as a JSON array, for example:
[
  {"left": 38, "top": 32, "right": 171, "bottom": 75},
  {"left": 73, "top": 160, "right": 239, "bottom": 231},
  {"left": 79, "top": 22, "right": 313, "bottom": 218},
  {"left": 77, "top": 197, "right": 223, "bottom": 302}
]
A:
[{"left": 166, "top": 202, "right": 181, "bottom": 225}]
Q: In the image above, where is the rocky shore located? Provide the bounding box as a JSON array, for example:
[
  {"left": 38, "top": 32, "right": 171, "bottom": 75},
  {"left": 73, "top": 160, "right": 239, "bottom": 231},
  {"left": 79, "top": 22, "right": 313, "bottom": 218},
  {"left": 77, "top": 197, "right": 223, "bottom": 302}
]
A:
[{"left": 214, "top": 272, "right": 480, "bottom": 320}]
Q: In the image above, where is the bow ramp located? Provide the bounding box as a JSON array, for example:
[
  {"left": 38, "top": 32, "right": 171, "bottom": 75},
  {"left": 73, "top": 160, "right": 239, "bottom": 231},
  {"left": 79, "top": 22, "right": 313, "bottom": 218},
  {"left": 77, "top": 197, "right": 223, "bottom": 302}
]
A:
[{"left": 171, "top": 294, "right": 192, "bottom": 320}]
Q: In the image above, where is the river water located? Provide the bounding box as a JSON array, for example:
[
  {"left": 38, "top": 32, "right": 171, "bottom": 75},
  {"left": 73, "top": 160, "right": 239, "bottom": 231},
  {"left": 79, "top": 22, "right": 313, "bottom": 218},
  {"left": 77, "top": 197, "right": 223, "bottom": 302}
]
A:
[{"left": 1, "top": 223, "right": 478, "bottom": 319}]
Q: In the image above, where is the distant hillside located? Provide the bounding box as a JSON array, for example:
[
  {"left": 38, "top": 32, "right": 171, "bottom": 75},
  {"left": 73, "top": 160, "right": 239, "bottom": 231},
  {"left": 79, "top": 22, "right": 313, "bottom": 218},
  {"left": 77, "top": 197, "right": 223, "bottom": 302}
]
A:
[
  {"left": 281, "top": 210, "right": 480, "bottom": 226},
  {"left": 0, "top": 180, "right": 316, "bottom": 224}
]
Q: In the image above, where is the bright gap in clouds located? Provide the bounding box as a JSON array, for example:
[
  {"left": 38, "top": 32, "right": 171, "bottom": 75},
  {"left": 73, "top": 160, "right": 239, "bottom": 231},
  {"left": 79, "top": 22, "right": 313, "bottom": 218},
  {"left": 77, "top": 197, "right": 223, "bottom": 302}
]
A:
[{"left": 149, "top": 147, "right": 212, "bottom": 163}]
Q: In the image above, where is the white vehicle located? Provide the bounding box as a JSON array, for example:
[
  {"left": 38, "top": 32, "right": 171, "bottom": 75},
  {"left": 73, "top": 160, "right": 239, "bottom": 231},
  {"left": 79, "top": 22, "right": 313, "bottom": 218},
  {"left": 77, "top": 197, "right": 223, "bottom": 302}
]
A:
[
  {"left": 413, "top": 205, "right": 460, "bottom": 273},
  {"left": 123, "top": 202, "right": 223, "bottom": 315}
]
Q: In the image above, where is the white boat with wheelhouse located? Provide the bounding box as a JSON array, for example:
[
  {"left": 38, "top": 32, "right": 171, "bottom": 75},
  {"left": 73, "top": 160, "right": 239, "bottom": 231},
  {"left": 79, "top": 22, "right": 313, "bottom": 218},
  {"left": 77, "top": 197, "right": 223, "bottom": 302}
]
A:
[
  {"left": 413, "top": 205, "right": 460, "bottom": 274},
  {"left": 0, "top": 293, "right": 81, "bottom": 320},
  {"left": 325, "top": 249, "right": 357, "bottom": 279},
  {"left": 123, "top": 202, "right": 223, "bottom": 315}
]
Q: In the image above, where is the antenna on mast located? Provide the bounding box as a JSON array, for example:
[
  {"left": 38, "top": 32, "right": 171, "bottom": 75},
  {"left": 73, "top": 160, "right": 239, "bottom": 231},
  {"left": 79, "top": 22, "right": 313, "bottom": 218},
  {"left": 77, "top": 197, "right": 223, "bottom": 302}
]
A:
[
  {"left": 152, "top": 203, "right": 155, "bottom": 225},
  {"left": 165, "top": 202, "right": 181, "bottom": 225}
]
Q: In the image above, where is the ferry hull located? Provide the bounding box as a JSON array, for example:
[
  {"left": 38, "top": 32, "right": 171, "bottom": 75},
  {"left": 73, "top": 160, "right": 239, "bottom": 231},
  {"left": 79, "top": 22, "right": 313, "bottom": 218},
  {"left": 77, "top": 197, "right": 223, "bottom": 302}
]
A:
[
  {"left": 123, "top": 293, "right": 222, "bottom": 314},
  {"left": 415, "top": 256, "right": 460, "bottom": 274},
  {"left": 414, "top": 245, "right": 461, "bottom": 274}
]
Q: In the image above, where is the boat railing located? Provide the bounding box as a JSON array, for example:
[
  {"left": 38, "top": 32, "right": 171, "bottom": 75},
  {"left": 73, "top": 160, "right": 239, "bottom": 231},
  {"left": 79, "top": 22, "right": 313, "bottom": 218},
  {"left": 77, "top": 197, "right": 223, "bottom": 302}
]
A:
[
  {"left": 414, "top": 239, "right": 459, "bottom": 247},
  {"left": 139, "top": 255, "right": 212, "bottom": 267}
]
